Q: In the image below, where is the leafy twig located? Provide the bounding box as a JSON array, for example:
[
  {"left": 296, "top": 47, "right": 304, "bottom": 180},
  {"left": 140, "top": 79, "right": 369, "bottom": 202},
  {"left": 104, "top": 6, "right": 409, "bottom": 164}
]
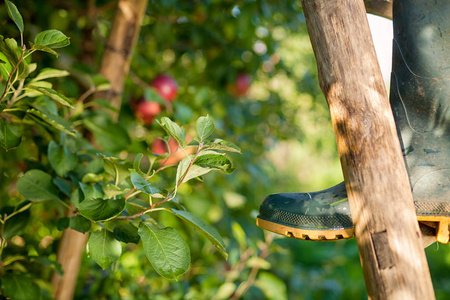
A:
[
  {"left": 10, "top": 79, "right": 24, "bottom": 104},
  {"left": 229, "top": 234, "right": 273, "bottom": 300},
  {"left": 0, "top": 45, "right": 26, "bottom": 103},
  {"left": 117, "top": 143, "right": 204, "bottom": 220},
  {"left": 0, "top": 213, "right": 7, "bottom": 273}
]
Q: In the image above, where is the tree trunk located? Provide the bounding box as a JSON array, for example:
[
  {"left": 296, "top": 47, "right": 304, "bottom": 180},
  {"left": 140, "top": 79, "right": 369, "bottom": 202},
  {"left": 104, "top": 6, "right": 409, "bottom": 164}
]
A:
[
  {"left": 51, "top": 1, "right": 148, "bottom": 299},
  {"left": 98, "top": 0, "right": 148, "bottom": 116},
  {"left": 300, "top": 0, "right": 435, "bottom": 299},
  {"left": 51, "top": 210, "right": 88, "bottom": 300}
]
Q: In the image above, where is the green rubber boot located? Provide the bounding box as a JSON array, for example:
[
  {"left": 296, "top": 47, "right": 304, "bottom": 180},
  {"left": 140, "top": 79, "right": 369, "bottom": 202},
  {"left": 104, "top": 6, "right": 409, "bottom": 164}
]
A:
[{"left": 257, "top": 0, "right": 450, "bottom": 243}]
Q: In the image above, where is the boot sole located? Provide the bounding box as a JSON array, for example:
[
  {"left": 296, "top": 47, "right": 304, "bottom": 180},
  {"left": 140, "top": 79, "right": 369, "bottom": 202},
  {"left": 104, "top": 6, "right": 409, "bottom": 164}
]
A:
[
  {"left": 257, "top": 216, "right": 450, "bottom": 243},
  {"left": 256, "top": 217, "right": 355, "bottom": 241}
]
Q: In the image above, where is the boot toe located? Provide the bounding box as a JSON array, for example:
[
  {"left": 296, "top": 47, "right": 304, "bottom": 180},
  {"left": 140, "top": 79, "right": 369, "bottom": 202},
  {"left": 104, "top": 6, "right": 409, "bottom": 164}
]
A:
[{"left": 258, "top": 192, "right": 353, "bottom": 231}]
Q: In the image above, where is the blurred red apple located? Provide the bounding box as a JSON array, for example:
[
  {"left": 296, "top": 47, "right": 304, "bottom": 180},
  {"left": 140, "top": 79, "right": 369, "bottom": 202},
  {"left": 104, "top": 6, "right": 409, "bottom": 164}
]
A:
[
  {"left": 135, "top": 100, "right": 161, "bottom": 125},
  {"left": 155, "top": 135, "right": 196, "bottom": 166},
  {"left": 228, "top": 73, "right": 252, "bottom": 97},
  {"left": 151, "top": 137, "right": 179, "bottom": 155},
  {"left": 151, "top": 74, "right": 178, "bottom": 102},
  {"left": 235, "top": 74, "right": 252, "bottom": 96},
  {"left": 151, "top": 139, "right": 167, "bottom": 155}
]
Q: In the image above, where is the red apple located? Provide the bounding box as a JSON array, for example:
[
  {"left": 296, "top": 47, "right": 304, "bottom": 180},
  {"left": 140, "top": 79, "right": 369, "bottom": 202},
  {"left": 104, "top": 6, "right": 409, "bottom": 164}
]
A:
[
  {"left": 155, "top": 135, "right": 195, "bottom": 166},
  {"left": 235, "top": 73, "right": 252, "bottom": 96},
  {"left": 151, "top": 139, "right": 167, "bottom": 155},
  {"left": 135, "top": 100, "right": 161, "bottom": 125},
  {"left": 151, "top": 137, "right": 179, "bottom": 155},
  {"left": 151, "top": 74, "right": 178, "bottom": 102},
  {"left": 227, "top": 73, "right": 252, "bottom": 97},
  {"left": 168, "top": 137, "right": 179, "bottom": 153}
]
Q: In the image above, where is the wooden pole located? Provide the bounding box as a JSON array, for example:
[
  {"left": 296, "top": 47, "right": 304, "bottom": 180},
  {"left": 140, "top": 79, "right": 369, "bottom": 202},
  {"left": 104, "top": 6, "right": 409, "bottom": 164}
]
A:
[
  {"left": 364, "top": 0, "right": 437, "bottom": 248},
  {"left": 364, "top": 0, "right": 392, "bottom": 19},
  {"left": 300, "top": 1, "right": 435, "bottom": 299},
  {"left": 51, "top": 1, "right": 148, "bottom": 299}
]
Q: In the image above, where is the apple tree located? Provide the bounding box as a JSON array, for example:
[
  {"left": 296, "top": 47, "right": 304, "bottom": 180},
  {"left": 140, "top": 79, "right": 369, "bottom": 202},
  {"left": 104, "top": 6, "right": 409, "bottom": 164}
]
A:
[{"left": 0, "top": 1, "right": 243, "bottom": 298}]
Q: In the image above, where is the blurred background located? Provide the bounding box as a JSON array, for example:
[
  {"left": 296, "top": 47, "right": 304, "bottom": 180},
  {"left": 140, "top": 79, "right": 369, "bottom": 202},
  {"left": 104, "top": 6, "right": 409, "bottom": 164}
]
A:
[{"left": 1, "top": 1, "right": 449, "bottom": 299}]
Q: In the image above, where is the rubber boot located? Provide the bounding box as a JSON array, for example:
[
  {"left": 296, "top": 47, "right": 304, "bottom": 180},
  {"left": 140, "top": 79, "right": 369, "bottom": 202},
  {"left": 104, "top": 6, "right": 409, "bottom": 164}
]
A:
[{"left": 257, "top": 0, "right": 450, "bottom": 243}]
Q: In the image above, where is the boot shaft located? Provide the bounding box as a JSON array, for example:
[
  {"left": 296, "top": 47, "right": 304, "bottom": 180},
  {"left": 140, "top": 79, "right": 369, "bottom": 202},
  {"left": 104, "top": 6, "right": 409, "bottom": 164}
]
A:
[{"left": 391, "top": 0, "right": 450, "bottom": 208}]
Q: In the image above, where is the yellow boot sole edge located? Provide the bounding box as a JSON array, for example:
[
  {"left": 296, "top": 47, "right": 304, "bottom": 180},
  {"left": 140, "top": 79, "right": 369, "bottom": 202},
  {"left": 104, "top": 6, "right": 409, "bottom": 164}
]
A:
[
  {"left": 257, "top": 217, "right": 450, "bottom": 243},
  {"left": 256, "top": 217, "right": 355, "bottom": 241}
]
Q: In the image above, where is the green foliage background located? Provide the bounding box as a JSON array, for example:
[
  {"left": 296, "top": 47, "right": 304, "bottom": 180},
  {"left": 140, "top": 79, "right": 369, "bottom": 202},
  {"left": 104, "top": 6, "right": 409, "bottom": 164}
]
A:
[{"left": 0, "top": 0, "right": 449, "bottom": 299}]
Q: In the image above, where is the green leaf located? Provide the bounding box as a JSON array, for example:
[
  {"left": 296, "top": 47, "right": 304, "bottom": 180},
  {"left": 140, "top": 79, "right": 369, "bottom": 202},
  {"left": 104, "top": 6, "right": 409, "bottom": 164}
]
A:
[
  {"left": 1, "top": 275, "right": 40, "bottom": 300},
  {"left": 138, "top": 222, "right": 190, "bottom": 280},
  {"left": 34, "top": 29, "right": 70, "bottom": 49},
  {"left": 215, "top": 282, "right": 237, "bottom": 300},
  {"left": 2, "top": 206, "right": 30, "bottom": 239},
  {"left": 92, "top": 99, "right": 118, "bottom": 113},
  {"left": 21, "top": 81, "right": 53, "bottom": 97},
  {"left": 0, "top": 36, "right": 21, "bottom": 74},
  {"left": 100, "top": 154, "right": 131, "bottom": 183},
  {"left": 69, "top": 215, "right": 91, "bottom": 233},
  {"left": 30, "top": 43, "right": 59, "bottom": 57},
  {"left": 79, "top": 182, "right": 105, "bottom": 202},
  {"left": 27, "top": 108, "right": 76, "bottom": 136},
  {"left": 196, "top": 115, "right": 215, "bottom": 142},
  {"left": 176, "top": 151, "right": 236, "bottom": 184},
  {"left": 171, "top": 209, "right": 227, "bottom": 259},
  {"left": 88, "top": 228, "right": 122, "bottom": 270},
  {"left": 31, "top": 30, "right": 70, "bottom": 57},
  {"left": 206, "top": 139, "right": 241, "bottom": 153},
  {"left": 32, "top": 68, "right": 69, "bottom": 82},
  {"left": 133, "top": 153, "right": 146, "bottom": 176},
  {"left": 30, "top": 256, "right": 63, "bottom": 275},
  {"left": 113, "top": 221, "right": 140, "bottom": 244},
  {"left": 127, "top": 197, "right": 150, "bottom": 209},
  {"left": 0, "top": 118, "right": 21, "bottom": 150},
  {"left": 176, "top": 156, "right": 211, "bottom": 184},
  {"left": 0, "top": 52, "right": 12, "bottom": 79},
  {"left": 130, "top": 169, "right": 162, "bottom": 196},
  {"left": 56, "top": 217, "right": 70, "bottom": 231},
  {"left": 53, "top": 178, "right": 72, "bottom": 196},
  {"left": 33, "top": 95, "right": 58, "bottom": 114},
  {"left": 232, "top": 221, "right": 247, "bottom": 251},
  {"left": 78, "top": 197, "right": 126, "bottom": 221},
  {"left": 70, "top": 188, "right": 83, "bottom": 208},
  {"left": 27, "top": 62, "right": 36, "bottom": 74},
  {"left": 194, "top": 151, "right": 236, "bottom": 174},
  {"left": 144, "top": 87, "right": 164, "bottom": 104},
  {"left": 83, "top": 115, "right": 131, "bottom": 152},
  {"left": 48, "top": 140, "right": 78, "bottom": 176},
  {"left": 0, "top": 37, "right": 28, "bottom": 79},
  {"left": 0, "top": 36, "right": 17, "bottom": 65},
  {"left": 157, "top": 117, "right": 186, "bottom": 147},
  {"left": 246, "top": 257, "right": 271, "bottom": 269},
  {"left": 255, "top": 272, "right": 288, "bottom": 300},
  {"left": 17, "top": 169, "right": 60, "bottom": 202},
  {"left": 91, "top": 74, "right": 110, "bottom": 86},
  {"left": 81, "top": 158, "right": 104, "bottom": 174},
  {"left": 5, "top": 1, "right": 24, "bottom": 34},
  {"left": 81, "top": 173, "right": 104, "bottom": 184},
  {"left": 25, "top": 86, "right": 74, "bottom": 108},
  {"left": 102, "top": 183, "right": 127, "bottom": 199}
]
